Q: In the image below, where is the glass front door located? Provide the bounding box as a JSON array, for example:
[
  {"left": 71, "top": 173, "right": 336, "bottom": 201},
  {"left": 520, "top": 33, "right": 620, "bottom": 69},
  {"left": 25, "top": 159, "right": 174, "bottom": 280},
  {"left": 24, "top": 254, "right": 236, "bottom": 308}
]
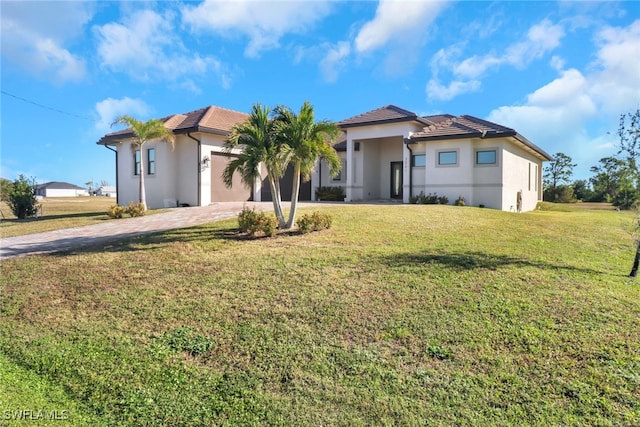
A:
[{"left": 390, "top": 162, "right": 403, "bottom": 199}]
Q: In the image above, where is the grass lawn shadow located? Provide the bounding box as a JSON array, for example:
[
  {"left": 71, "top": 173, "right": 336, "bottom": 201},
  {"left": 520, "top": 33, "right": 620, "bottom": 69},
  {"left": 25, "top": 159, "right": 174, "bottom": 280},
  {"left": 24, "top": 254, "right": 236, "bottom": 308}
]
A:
[{"left": 380, "top": 251, "right": 606, "bottom": 275}]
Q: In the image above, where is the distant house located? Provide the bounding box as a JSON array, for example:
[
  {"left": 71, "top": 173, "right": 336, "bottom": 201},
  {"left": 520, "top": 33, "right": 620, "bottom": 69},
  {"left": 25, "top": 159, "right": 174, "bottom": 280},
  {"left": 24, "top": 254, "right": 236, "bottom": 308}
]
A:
[
  {"left": 34, "top": 181, "right": 88, "bottom": 197},
  {"left": 95, "top": 185, "right": 117, "bottom": 198},
  {"left": 98, "top": 104, "right": 551, "bottom": 212}
]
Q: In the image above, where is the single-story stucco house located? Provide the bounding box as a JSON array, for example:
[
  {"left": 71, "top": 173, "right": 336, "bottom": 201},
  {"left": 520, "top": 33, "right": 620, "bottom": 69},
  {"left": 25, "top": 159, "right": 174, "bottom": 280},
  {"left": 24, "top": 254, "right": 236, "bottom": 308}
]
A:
[
  {"left": 95, "top": 185, "right": 117, "bottom": 198},
  {"left": 34, "top": 181, "right": 88, "bottom": 197},
  {"left": 98, "top": 104, "right": 551, "bottom": 212}
]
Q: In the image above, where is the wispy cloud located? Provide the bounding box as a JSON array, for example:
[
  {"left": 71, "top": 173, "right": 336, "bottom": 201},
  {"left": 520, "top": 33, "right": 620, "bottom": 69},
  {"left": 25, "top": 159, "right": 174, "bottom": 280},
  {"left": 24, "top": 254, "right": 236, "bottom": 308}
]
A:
[
  {"left": 94, "top": 8, "right": 231, "bottom": 89},
  {"left": 487, "top": 19, "right": 640, "bottom": 176},
  {"left": 94, "top": 97, "right": 151, "bottom": 133},
  {"left": 427, "top": 19, "right": 565, "bottom": 101},
  {"left": 0, "top": 1, "right": 93, "bottom": 83}
]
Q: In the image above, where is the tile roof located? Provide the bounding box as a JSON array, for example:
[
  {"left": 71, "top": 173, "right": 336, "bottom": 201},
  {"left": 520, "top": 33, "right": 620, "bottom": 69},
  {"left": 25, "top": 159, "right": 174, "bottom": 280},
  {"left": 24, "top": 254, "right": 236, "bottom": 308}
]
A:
[
  {"left": 338, "top": 105, "right": 429, "bottom": 128},
  {"left": 97, "top": 105, "right": 249, "bottom": 145},
  {"left": 408, "top": 115, "right": 552, "bottom": 160}
]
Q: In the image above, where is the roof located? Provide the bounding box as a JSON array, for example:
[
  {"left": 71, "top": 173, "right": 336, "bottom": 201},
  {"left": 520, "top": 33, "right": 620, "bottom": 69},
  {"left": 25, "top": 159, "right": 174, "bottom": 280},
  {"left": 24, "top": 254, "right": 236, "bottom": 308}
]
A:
[
  {"left": 408, "top": 114, "right": 552, "bottom": 160},
  {"left": 338, "top": 105, "right": 431, "bottom": 128},
  {"left": 97, "top": 105, "right": 249, "bottom": 145},
  {"left": 35, "top": 181, "right": 85, "bottom": 190}
]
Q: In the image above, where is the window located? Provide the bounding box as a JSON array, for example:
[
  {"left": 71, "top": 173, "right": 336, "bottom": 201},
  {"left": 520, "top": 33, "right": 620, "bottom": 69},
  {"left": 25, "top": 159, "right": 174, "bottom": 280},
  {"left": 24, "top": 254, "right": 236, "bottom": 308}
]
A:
[
  {"left": 411, "top": 154, "right": 426, "bottom": 167},
  {"left": 333, "top": 161, "right": 346, "bottom": 182},
  {"left": 148, "top": 148, "right": 156, "bottom": 175},
  {"left": 438, "top": 150, "right": 458, "bottom": 166},
  {"left": 134, "top": 150, "right": 140, "bottom": 175},
  {"left": 476, "top": 150, "right": 496, "bottom": 165}
]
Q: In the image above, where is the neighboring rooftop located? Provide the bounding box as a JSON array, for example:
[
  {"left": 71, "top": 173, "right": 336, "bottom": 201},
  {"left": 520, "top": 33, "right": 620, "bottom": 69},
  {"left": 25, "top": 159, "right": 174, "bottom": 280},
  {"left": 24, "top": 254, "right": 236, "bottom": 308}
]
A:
[
  {"left": 35, "top": 181, "right": 85, "bottom": 190},
  {"left": 97, "top": 105, "right": 249, "bottom": 145}
]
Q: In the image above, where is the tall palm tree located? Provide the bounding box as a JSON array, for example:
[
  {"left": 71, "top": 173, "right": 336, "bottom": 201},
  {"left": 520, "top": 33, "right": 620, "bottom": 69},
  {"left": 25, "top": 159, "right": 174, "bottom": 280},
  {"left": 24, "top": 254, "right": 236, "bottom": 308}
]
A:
[
  {"left": 112, "top": 115, "right": 175, "bottom": 211},
  {"left": 223, "top": 104, "right": 288, "bottom": 228},
  {"left": 273, "top": 101, "right": 341, "bottom": 229}
]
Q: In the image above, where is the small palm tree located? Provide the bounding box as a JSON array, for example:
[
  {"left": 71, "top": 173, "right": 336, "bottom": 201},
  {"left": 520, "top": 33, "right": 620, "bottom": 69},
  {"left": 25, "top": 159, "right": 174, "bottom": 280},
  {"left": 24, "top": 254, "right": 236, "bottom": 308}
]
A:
[
  {"left": 273, "top": 101, "right": 341, "bottom": 228},
  {"left": 112, "top": 115, "right": 175, "bottom": 211},
  {"left": 223, "top": 104, "right": 289, "bottom": 228}
]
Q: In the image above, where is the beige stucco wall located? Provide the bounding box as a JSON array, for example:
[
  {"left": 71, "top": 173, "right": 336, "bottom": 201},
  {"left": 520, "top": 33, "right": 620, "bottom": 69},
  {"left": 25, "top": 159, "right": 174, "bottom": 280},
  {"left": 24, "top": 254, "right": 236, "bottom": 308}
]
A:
[
  {"left": 343, "top": 122, "right": 422, "bottom": 201},
  {"left": 501, "top": 140, "right": 543, "bottom": 212},
  {"left": 408, "top": 137, "right": 543, "bottom": 211}
]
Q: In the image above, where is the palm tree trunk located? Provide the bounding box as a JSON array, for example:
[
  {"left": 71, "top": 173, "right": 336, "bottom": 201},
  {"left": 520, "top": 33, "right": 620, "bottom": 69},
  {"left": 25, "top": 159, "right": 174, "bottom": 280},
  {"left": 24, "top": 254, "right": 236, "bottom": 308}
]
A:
[
  {"left": 286, "top": 163, "right": 301, "bottom": 229},
  {"left": 630, "top": 241, "right": 640, "bottom": 277},
  {"left": 268, "top": 175, "right": 286, "bottom": 228},
  {"left": 139, "top": 146, "right": 147, "bottom": 211}
]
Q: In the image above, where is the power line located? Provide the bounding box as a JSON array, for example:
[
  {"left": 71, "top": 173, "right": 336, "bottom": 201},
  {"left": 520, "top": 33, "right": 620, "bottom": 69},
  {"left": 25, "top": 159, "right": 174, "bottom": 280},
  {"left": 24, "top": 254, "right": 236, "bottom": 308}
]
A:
[{"left": 1, "top": 90, "right": 92, "bottom": 121}]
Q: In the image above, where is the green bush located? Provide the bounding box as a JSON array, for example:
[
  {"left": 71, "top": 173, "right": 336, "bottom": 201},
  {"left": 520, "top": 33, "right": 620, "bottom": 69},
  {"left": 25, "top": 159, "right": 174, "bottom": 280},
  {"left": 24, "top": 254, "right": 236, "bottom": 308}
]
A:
[
  {"left": 409, "top": 192, "right": 449, "bottom": 205},
  {"left": 315, "top": 186, "right": 346, "bottom": 201},
  {"left": 107, "top": 205, "right": 126, "bottom": 219},
  {"left": 238, "top": 206, "right": 278, "bottom": 237},
  {"left": 543, "top": 185, "right": 576, "bottom": 203},
  {"left": 297, "top": 211, "right": 333, "bottom": 234},
  {"left": 126, "top": 202, "right": 146, "bottom": 217},
  {"left": 8, "top": 175, "right": 38, "bottom": 219}
]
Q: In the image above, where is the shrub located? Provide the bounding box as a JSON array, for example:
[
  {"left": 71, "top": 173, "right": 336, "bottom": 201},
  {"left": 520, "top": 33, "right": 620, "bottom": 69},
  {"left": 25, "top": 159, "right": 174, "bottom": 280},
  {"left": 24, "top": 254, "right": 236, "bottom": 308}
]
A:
[
  {"left": 297, "top": 211, "right": 332, "bottom": 234},
  {"left": 238, "top": 206, "right": 278, "bottom": 237},
  {"left": 410, "top": 192, "right": 449, "bottom": 205},
  {"left": 543, "top": 185, "right": 576, "bottom": 203},
  {"left": 454, "top": 196, "right": 466, "bottom": 206},
  {"left": 8, "top": 175, "right": 38, "bottom": 219},
  {"left": 126, "top": 202, "right": 146, "bottom": 217},
  {"left": 107, "top": 205, "right": 126, "bottom": 219},
  {"left": 315, "top": 186, "right": 346, "bottom": 201}
]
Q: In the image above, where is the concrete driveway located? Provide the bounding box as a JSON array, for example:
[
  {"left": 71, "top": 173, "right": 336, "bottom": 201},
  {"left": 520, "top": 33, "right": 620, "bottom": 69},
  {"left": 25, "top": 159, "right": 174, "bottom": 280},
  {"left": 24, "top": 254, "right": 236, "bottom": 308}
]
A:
[{"left": 0, "top": 202, "right": 303, "bottom": 259}]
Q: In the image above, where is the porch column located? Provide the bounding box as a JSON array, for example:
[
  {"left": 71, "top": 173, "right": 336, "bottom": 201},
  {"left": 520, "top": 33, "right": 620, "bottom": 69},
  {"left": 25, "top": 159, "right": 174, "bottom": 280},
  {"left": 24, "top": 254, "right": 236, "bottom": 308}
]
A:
[
  {"left": 345, "top": 136, "right": 354, "bottom": 202},
  {"left": 402, "top": 137, "right": 411, "bottom": 203},
  {"left": 310, "top": 165, "right": 319, "bottom": 201},
  {"left": 253, "top": 165, "right": 262, "bottom": 202}
]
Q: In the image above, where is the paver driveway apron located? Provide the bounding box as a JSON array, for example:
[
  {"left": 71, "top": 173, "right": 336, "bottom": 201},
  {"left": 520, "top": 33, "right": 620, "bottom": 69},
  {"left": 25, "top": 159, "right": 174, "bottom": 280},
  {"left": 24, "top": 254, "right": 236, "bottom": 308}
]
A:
[{"left": 0, "top": 202, "right": 281, "bottom": 259}]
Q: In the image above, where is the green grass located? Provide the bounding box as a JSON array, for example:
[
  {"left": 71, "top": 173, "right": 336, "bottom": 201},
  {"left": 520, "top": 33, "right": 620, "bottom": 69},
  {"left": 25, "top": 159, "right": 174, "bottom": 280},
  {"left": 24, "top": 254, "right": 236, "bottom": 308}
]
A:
[
  {"left": 1, "top": 204, "right": 638, "bottom": 425},
  {"left": 0, "top": 197, "right": 165, "bottom": 238}
]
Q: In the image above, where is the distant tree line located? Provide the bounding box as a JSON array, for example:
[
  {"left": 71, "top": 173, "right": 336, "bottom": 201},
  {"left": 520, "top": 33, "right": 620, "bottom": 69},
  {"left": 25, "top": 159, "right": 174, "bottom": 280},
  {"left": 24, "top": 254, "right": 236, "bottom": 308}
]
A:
[{"left": 544, "top": 109, "right": 640, "bottom": 210}]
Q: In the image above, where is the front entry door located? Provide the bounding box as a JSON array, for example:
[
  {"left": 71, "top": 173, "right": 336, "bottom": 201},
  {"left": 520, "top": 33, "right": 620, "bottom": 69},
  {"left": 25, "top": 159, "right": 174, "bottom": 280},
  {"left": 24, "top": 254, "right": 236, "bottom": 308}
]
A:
[{"left": 390, "top": 161, "right": 403, "bottom": 199}]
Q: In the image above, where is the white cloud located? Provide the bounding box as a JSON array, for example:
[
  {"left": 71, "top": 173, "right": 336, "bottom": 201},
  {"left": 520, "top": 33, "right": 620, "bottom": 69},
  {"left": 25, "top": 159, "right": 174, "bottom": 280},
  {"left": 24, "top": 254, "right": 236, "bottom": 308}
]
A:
[
  {"left": 0, "top": 1, "right": 92, "bottom": 83},
  {"left": 319, "top": 41, "right": 351, "bottom": 83},
  {"left": 486, "top": 20, "right": 640, "bottom": 178},
  {"left": 181, "top": 0, "right": 333, "bottom": 58},
  {"left": 589, "top": 19, "right": 640, "bottom": 114},
  {"left": 354, "top": 0, "right": 449, "bottom": 75},
  {"left": 427, "top": 19, "right": 565, "bottom": 100},
  {"left": 94, "top": 9, "right": 229, "bottom": 88},
  {"left": 95, "top": 97, "right": 151, "bottom": 133},
  {"left": 426, "top": 79, "right": 481, "bottom": 102},
  {"left": 354, "top": 0, "right": 447, "bottom": 53}
]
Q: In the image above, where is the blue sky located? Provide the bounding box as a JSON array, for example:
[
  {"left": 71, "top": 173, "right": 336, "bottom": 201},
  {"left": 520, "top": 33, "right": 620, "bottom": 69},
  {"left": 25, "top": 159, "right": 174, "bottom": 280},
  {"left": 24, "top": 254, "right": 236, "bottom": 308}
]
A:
[{"left": 1, "top": 0, "right": 639, "bottom": 187}]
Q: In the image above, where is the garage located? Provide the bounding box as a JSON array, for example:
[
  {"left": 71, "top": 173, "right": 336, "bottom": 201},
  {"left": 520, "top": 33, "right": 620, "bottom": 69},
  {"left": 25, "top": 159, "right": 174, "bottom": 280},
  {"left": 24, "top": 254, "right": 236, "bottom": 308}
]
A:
[
  {"left": 210, "top": 153, "right": 253, "bottom": 202},
  {"left": 260, "top": 163, "right": 312, "bottom": 202}
]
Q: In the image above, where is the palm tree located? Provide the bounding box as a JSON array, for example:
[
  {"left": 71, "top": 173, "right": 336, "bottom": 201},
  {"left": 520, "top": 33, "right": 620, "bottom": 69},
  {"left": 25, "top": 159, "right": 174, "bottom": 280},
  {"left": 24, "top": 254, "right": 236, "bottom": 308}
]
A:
[
  {"left": 112, "top": 115, "right": 175, "bottom": 211},
  {"left": 223, "top": 104, "right": 288, "bottom": 228},
  {"left": 273, "top": 101, "right": 341, "bottom": 228}
]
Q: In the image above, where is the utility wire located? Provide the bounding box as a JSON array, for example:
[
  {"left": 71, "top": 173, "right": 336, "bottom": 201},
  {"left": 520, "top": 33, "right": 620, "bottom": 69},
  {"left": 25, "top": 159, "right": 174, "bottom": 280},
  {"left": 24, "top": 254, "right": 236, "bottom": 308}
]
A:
[{"left": 1, "top": 89, "right": 92, "bottom": 121}]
